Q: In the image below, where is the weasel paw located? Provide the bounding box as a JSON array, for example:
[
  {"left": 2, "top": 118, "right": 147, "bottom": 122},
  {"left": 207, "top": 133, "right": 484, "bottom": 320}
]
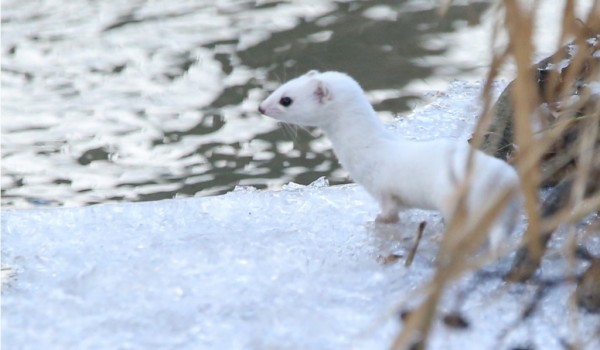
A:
[{"left": 375, "top": 214, "right": 399, "bottom": 224}]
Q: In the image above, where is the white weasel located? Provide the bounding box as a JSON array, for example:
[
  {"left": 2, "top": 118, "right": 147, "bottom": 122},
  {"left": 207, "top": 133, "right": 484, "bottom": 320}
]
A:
[{"left": 258, "top": 70, "right": 521, "bottom": 248}]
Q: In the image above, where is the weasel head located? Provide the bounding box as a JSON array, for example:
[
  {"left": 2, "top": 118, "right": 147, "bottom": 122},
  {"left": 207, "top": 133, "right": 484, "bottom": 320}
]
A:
[{"left": 258, "top": 70, "right": 367, "bottom": 127}]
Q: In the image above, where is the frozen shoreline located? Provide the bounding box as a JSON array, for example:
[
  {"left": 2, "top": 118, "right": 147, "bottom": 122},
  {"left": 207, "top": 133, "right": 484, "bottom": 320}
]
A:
[{"left": 2, "top": 81, "right": 599, "bottom": 349}]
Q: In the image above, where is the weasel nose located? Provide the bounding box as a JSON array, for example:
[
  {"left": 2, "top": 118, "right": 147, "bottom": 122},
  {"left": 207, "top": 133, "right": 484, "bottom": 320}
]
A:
[{"left": 258, "top": 105, "right": 265, "bottom": 114}]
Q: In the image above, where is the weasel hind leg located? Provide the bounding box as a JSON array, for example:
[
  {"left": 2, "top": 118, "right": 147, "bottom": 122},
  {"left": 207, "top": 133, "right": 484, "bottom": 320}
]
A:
[
  {"left": 375, "top": 195, "right": 402, "bottom": 224},
  {"left": 489, "top": 197, "right": 522, "bottom": 254}
]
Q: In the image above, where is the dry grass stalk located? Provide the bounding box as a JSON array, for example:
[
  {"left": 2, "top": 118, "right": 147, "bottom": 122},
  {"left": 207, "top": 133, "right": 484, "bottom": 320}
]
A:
[
  {"left": 542, "top": 184, "right": 600, "bottom": 234},
  {"left": 469, "top": 4, "right": 509, "bottom": 151},
  {"left": 500, "top": 0, "right": 599, "bottom": 281},
  {"left": 391, "top": 183, "right": 517, "bottom": 349},
  {"left": 570, "top": 112, "right": 598, "bottom": 210},
  {"left": 391, "top": 0, "right": 600, "bottom": 347},
  {"left": 391, "top": 2, "right": 532, "bottom": 347},
  {"left": 503, "top": 0, "right": 544, "bottom": 260},
  {"left": 405, "top": 222, "right": 426, "bottom": 267}
]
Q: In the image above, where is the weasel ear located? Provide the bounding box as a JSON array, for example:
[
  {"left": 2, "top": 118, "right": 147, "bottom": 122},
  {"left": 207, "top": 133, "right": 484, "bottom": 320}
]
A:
[
  {"left": 306, "top": 70, "right": 319, "bottom": 77},
  {"left": 314, "top": 79, "right": 332, "bottom": 103}
]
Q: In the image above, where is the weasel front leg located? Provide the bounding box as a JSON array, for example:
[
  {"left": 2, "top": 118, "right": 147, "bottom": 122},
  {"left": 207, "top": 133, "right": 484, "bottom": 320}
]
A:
[{"left": 375, "top": 195, "right": 401, "bottom": 224}]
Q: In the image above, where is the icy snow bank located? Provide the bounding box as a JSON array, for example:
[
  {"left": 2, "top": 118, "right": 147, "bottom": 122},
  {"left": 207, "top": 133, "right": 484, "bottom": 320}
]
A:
[
  {"left": 2, "top": 82, "right": 599, "bottom": 350},
  {"left": 1, "top": 183, "right": 442, "bottom": 349}
]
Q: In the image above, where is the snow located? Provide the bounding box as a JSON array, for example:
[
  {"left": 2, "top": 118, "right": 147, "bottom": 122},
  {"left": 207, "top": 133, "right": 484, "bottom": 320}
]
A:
[{"left": 2, "top": 82, "right": 600, "bottom": 350}]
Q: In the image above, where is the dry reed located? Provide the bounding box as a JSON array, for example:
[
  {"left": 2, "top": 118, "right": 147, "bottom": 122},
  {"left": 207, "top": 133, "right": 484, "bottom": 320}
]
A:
[{"left": 391, "top": 0, "right": 600, "bottom": 348}]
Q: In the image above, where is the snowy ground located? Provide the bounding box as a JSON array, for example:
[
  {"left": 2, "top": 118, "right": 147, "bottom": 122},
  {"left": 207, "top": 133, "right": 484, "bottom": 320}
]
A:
[{"left": 2, "top": 82, "right": 599, "bottom": 350}]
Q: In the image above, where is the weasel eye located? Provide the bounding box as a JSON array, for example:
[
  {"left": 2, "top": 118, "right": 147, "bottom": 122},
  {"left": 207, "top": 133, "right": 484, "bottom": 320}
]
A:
[{"left": 279, "top": 97, "right": 293, "bottom": 107}]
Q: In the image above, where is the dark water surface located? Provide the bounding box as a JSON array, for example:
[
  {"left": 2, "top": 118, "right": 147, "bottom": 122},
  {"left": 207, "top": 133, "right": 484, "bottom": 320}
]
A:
[{"left": 1, "top": 0, "right": 492, "bottom": 208}]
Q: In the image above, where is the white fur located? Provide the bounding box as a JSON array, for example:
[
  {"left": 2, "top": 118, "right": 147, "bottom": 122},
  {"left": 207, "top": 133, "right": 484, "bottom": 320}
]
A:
[{"left": 259, "top": 70, "right": 521, "bottom": 249}]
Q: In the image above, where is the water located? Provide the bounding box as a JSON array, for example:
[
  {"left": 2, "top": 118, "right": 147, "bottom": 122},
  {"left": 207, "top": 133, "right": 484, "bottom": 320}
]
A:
[{"left": 1, "top": 0, "right": 587, "bottom": 208}]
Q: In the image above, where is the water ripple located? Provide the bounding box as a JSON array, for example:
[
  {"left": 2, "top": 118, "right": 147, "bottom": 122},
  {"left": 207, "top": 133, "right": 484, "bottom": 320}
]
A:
[{"left": 2, "top": 0, "right": 495, "bottom": 208}]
